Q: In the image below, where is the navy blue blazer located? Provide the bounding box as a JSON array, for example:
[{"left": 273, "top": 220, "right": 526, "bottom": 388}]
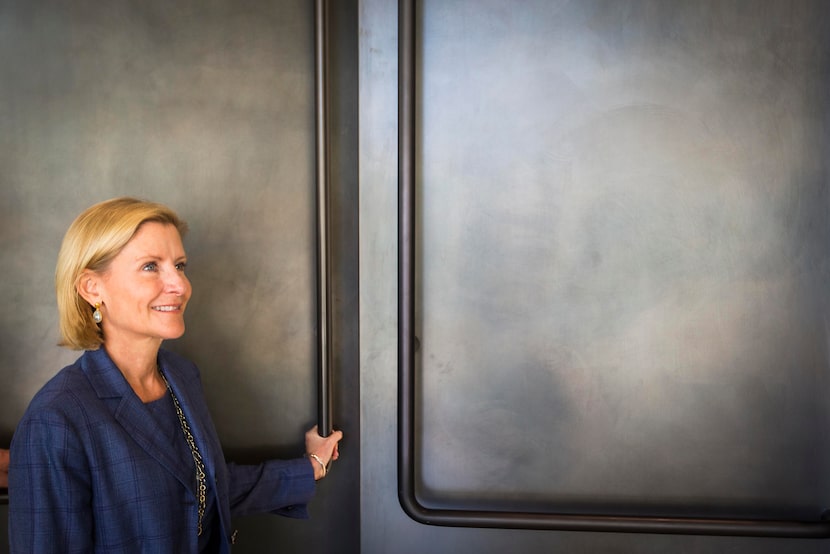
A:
[{"left": 9, "top": 347, "right": 316, "bottom": 553}]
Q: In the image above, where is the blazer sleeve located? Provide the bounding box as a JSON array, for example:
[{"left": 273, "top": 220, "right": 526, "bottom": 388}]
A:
[
  {"left": 226, "top": 457, "right": 316, "bottom": 519},
  {"left": 9, "top": 407, "right": 94, "bottom": 554}
]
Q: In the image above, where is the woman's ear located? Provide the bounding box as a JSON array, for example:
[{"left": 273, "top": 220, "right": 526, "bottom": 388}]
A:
[{"left": 76, "top": 270, "right": 101, "bottom": 307}]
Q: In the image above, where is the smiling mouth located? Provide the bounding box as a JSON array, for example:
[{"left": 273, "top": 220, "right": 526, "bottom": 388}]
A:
[{"left": 152, "top": 306, "right": 181, "bottom": 312}]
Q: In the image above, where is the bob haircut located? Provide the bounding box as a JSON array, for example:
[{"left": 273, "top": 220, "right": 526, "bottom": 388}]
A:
[{"left": 56, "top": 197, "right": 188, "bottom": 350}]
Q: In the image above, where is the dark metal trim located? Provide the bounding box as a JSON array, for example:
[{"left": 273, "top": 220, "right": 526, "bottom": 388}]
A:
[
  {"left": 398, "top": 0, "right": 418, "bottom": 533},
  {"left": 395, "top": 0, "right": 830, "bottom": 538},
  {"left": 316, "top": 0, "right": 334, "bottom": 437}
]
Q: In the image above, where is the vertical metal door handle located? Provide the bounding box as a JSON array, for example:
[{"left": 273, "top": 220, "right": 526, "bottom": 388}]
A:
[{"left": 315, "top": 0, "right": 334, "bottom": 438}]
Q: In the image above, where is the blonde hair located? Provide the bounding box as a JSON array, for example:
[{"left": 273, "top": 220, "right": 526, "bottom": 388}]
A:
[{"left": 55, "top": 197, "right": 188, "bottom": 350}]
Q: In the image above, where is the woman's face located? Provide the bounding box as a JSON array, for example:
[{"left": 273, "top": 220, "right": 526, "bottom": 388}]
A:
[{"left": 95, "top": 222, "right": 191, "bottom": 348}]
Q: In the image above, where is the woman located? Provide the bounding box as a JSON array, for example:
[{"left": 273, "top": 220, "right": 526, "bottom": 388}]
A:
[{"left": 9, "top": 197, "right": 342, "bottom": 553}]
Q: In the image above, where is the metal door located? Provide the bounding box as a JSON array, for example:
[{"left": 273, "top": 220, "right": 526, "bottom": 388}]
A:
[
  {"left": 0, "top": 1, "right": 358, "bottom": 552},
  {"left": 360, "top": 0, "right": 830, "bottom": 552},
  {"left": 4, "top": 1, "right": 830, "bottom": 553}
]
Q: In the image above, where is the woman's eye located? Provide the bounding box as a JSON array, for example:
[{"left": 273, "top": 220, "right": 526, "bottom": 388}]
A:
[
  {"left": 176, "top": 262, "right": 187, "bottom": 271},
  {"left": 142, "top": 262, "right": 158, "bottom": 271}
]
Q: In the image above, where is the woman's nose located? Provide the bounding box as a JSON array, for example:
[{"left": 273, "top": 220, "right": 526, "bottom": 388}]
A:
[{"left": 164, "top": 267, "right": 189, "bottom": 295}]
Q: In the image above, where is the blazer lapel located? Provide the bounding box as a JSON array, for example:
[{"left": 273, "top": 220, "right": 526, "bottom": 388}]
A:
[
  {"left": 156, "top": 351, "right": 222, "bottom": 483},
  {"left": 81, "top": 348, "right": 196, "bottom": 493},
  {"left": 157, "top": 350, "right": 235, "bottom": 547}
]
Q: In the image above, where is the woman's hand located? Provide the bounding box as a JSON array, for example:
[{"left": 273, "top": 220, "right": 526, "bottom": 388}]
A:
[{"left": 305, "top": 426, "right": 343, "bottom": 481}]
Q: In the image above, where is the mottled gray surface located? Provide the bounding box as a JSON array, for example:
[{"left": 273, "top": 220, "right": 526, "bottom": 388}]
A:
[
  {"left": 417, "top": 0, "right": 830, "bottom": 518},
  {"left": 0, "top": 0, "right": 318, "bottom": 447},
  {"left": 360, "top": 0, "right": 830, "bottom": 552}
]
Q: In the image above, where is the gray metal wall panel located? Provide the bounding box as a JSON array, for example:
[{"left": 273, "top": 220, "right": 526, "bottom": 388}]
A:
[
  {"left": 360, "top": 0, "right": 830, "bottom": 552},
  {"left": 0, "top": 1, "right": 359, "bottom": 552},
  {"left": 417, "top": 0, "right": 830, "bottom": 520},
  {"left": 0, "top": 0, "right": 317, "bottom": 449}
]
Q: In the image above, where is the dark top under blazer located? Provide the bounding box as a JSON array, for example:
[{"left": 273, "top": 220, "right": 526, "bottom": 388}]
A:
[{"left": 9, "top": 347, "right": 316, "bottom": 553}]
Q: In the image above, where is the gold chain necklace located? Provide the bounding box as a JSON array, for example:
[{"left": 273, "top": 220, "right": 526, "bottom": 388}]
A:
[{"left": 159, "top": 369, "right": 207, "bottom": 536}]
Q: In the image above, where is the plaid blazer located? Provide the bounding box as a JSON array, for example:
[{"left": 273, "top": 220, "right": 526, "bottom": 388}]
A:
[{"left": 9, "top": 347, "right": 315, "bottom": 553}]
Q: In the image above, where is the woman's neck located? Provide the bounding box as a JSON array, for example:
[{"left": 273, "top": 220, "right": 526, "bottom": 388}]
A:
[{"left": 103, "top": 339, "right": 167, "bottom": 403}]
